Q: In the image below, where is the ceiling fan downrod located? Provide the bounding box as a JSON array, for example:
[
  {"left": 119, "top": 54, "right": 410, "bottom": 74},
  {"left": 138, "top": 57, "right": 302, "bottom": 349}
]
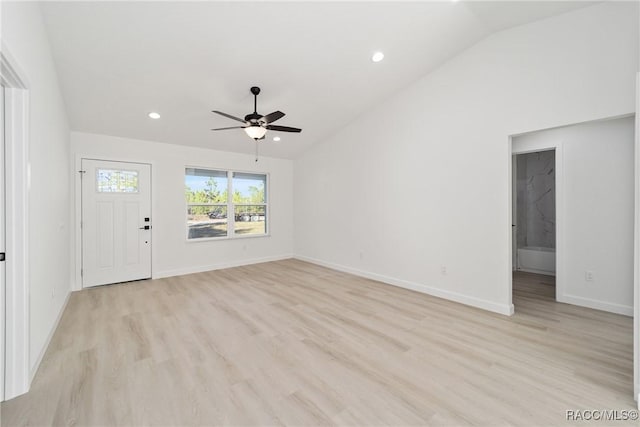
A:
[{"left": 251, "top": 86, "right": 260, "bottom": 115}]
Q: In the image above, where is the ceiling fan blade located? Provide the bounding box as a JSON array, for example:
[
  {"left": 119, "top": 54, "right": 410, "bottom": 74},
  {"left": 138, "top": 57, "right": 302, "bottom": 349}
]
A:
[
  {"left": 266, "top": 125, "right": 302, "bottom": 133},
  {"left": 261, "top": 111, "right": 285, "bottom": 124},
  {"left": 211, "top": 126, "right": 246, "bottom": 131},
  {"left": 212, "top": 110, "right": 247, "bottom": 124}
]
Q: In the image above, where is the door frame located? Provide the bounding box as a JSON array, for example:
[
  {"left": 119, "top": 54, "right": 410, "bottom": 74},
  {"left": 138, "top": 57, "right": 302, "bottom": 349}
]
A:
[
  {"left": 75, "top": 157, "right": 153, "bottom": 290},
  {"left": 511, "top": 155, "right": 518, "bottom": 272},
  {"left": 1, "top": 44, "right": 31, "bottom": 400}
]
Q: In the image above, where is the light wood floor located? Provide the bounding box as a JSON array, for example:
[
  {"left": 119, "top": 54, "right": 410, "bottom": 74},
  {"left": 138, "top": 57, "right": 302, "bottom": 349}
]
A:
[{"left": 1, "top": 261, "right": 635, "bottom": 426}]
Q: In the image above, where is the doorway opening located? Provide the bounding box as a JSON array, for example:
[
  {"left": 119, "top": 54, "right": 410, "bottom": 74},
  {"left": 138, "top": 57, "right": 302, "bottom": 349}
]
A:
[
  {"left": 510, "top": 116, "right": 634, "bottom": 314},
  {"left": 512, "top": 149, "right": 557, "bottom": 304}
]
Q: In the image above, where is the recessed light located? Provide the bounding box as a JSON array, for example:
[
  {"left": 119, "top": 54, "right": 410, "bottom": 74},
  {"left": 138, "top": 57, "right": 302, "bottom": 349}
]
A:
[
  {"left": 371, "top": 51, "right": 384, "bottom": 63},
  {"left": 273, "top": 136, "right": 281, "bottom": 142},
  {"left": 148, "top": 112, "right": 161, "bottom": 119}
]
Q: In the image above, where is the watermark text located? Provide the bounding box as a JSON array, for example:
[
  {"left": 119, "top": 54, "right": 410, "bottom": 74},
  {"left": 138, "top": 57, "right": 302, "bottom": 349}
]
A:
[{"left": 566, "top": 409, "right": 639, "bottom": 422}]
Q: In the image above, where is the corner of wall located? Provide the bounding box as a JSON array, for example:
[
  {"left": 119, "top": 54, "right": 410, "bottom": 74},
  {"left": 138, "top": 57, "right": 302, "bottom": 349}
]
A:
[{"left": 29, "top": 291, "right": 70, "bottom": 381}]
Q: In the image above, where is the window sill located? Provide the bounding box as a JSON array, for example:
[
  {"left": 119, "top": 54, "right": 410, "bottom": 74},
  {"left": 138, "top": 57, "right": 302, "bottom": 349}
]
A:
[{"left": 186, "top": 233, "right": 271, "bottom": 243}]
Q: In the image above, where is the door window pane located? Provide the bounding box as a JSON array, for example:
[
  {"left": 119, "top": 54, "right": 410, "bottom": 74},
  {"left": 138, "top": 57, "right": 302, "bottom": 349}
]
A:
[{"left": 97, "top": 169, "right": 139, "bottom": 193}]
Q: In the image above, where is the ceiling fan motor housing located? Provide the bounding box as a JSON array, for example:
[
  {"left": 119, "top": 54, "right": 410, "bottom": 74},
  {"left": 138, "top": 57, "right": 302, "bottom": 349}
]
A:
[{"left": 245, "top": 112, "right": 262, "bottom": 123}]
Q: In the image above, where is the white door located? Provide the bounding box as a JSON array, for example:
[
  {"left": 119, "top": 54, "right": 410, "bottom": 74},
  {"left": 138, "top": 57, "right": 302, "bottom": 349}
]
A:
[
  {"left": 0, "top": 85, "right": 6, "bottom": 401},
  {"left": 82, "top": 159, "right": 151, "bottom": 287}
]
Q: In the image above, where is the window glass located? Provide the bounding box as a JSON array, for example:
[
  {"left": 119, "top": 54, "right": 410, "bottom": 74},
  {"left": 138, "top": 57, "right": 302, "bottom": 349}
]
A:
[
  {"left": 185, "top": 168, "right": 267, "bottom": 240},
  {"left": 97, "top": 169, "right": 139, "bottom": 193},
  {"left": 187, "top": 205, "right": 228, "bottom": 239},
  {"left": 185, "top": 168, "right": 228, "bottom": 203},
  {"left": 232, "top": 172, "right": 266, "bottom": 204},
  {"left": 234, "top": 205, "right": 266, "bottom": 236},
  {"left": 232, "top": 172, "right": 267, "bottom": 236},
  {"left": 185, "top": 169, "right": 228, "bottom": 238}
]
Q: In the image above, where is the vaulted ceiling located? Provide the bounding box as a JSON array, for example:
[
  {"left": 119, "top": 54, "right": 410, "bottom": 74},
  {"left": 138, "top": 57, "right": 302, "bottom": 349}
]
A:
[{"left": 40, "top": 1, "right": 595, "bottom": 159}]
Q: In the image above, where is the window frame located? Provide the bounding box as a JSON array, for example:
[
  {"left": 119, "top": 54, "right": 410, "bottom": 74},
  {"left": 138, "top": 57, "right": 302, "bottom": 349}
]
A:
[{"left": 185, "top": 166, "right": 270, "bottom": 242}]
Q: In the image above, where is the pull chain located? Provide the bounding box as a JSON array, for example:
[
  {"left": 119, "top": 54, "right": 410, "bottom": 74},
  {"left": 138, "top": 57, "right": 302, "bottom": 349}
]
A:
[{"left": 255, "top": 140, "right": 259, "bottom": 162}]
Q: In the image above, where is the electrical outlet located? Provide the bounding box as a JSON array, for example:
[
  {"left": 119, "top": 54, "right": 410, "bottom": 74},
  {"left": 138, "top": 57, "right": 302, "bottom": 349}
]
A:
[
  {"left": 441, "top": 265, "right": 447, "bottom": 275},
  {"left": 585, "top": 271, "right": 594, "bottom": 281},
  {"left": 359, "top": 251, "right": 364, "bottom": 260}
]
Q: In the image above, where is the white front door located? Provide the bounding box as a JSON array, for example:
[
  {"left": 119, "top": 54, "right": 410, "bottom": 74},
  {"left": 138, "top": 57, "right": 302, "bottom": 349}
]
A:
[{"left": 81, "top": 159, "right": 151, "bottom": 287}]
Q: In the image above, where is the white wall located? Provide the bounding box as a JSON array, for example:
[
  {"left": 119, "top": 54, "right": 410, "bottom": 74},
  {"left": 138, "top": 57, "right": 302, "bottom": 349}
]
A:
[
  {"left": 1, "top": 2, "right": 71, "bottom": 375},
  {"left": 293, "top": 2, "right": 639, "bottom": 315},
  {"left": 70, "top": 131, "right": 293, "bottom": 288},
  {"left": 514, "top": 117, "right": 634, "bottom": 315}
]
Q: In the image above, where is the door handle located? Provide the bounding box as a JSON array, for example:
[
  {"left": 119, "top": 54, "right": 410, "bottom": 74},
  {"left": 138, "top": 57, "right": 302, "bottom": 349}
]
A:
[{"left": 139, "top": 225, "right": 151, "bottom": 230}]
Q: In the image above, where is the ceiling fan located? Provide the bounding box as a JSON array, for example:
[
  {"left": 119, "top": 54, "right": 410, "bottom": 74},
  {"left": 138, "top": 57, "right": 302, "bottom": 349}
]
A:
[{"left": 211, "top": 86, "right": 302, "bottom": 141}]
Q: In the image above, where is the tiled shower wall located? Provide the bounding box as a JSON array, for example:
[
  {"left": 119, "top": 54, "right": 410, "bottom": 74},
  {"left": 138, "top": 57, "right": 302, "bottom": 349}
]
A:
[{"left": 516, "top": 151, "right": 556, "bottom": 249}]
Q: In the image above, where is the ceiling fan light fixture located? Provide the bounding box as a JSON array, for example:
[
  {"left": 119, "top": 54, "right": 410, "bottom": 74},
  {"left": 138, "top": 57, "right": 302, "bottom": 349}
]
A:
[
  {"left": 212, "top": 86, "right": 302, "bottom": 146},
  {"left": 244, "top": 125, "right": 267, "bottom": 140}
]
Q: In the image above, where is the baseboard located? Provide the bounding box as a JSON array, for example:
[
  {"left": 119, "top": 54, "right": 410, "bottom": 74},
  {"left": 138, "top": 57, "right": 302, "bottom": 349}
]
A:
[
  {"left": 295, "top": 255, "right": 514, "bottom": 316},
  {"left": 153, "top": 253, "right": 294, "bottom": 279},
  {"left": 558, "top": 293, "right": 633, "bottom": 316},
  {"left": 29, "top": 290, "right": 71, "bottom": 382}
]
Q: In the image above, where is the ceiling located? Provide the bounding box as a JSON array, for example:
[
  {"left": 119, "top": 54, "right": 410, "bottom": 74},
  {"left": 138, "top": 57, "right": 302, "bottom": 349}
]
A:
[{"left": 39, "top": 1, "right": 596, "bottom": 159}]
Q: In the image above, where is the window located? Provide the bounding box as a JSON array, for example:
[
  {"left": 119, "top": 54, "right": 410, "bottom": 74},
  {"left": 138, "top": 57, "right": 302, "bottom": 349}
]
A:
[
  {"left": 185, "top": 168, "right": 267, "bottom": 240},
  {"left": 232, "top": 172, "right": 267, "bottom": 237},
  {"left": 97, "top": 169, "right": 139, "bottom": 193}
]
